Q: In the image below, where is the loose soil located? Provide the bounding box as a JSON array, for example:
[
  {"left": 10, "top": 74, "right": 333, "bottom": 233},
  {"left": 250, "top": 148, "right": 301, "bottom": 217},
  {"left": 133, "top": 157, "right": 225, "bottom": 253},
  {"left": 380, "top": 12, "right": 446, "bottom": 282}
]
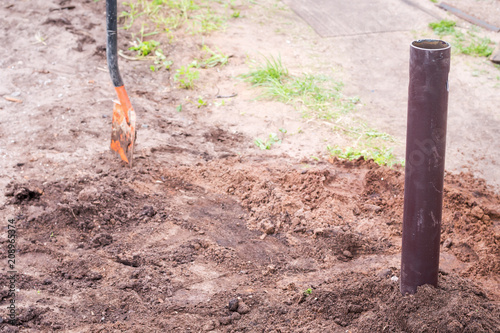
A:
[{"left": 0, "top": 0, "right": 499, "bottom": 332}]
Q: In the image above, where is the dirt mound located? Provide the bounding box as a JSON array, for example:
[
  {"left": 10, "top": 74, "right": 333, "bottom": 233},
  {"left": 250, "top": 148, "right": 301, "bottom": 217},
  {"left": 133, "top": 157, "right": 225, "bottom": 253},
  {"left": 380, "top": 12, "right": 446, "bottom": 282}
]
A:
[{"left": 2, "top": 155, "right": 498, "bottom": 332}]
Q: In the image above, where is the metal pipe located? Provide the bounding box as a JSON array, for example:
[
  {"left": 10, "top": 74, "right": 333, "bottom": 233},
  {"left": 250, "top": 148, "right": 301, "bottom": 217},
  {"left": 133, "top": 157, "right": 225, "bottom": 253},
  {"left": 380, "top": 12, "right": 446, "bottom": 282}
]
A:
[{"left": 400, "top": 39, "right": 451, "bottom": 295}]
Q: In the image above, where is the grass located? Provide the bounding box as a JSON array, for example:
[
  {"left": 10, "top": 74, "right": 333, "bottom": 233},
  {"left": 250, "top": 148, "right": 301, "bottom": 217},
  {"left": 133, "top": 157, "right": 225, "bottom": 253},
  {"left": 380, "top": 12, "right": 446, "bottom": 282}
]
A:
[
  {"left": 120, "top": 0, "right": 230, "bottom": 36},
  {"left": 173, "top": 62, "right": 200, "bottom": 89},
  {"left": 200, "top": 45, "right": 229, "bottom": 67},
  {"left": 429, "top": 20, "right": 495, "bottom": 57},
  {"left": 241, "top": 55, "right": 358, "bottom": 120},
  {"left": 129, "top": 39, "right": 160, "bottom": 56},
  {"left": 254, "top": 133, "right": 282, "bottom": 150},
  {"left": 327, "top": 144, "right": 402, "bottom": 167}
]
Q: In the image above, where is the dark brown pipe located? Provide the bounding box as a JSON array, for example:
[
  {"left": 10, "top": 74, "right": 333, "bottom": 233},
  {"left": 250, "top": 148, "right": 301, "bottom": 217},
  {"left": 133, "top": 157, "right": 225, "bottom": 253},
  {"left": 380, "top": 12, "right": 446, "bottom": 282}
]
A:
[{"left": 400, "top": 39, "right": 451, "bottom": 295}]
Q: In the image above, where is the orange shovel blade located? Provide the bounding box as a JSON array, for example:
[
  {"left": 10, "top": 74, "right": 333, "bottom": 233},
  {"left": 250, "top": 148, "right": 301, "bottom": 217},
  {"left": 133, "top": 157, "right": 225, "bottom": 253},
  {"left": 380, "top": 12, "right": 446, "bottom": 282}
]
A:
[{"left": 110, "top": 86, "right": 136, "bottom": 165}]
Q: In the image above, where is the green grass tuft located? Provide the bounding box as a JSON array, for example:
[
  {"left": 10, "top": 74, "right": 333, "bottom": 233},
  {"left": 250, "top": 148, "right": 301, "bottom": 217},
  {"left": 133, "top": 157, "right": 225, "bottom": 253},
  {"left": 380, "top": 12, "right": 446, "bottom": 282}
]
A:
[{"left": 241, "top": 55, "right": 358, "bottom": 120}]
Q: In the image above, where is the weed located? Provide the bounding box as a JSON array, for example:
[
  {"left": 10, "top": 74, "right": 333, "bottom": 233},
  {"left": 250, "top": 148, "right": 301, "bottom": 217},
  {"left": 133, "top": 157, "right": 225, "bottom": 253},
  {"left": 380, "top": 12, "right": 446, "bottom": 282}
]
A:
[
  {"left": 197, "top": 97, "right": 208, "bottom": 108},
  {"left": 189, "top": 9, "right": 226, "bottom": 34},
  {"left": 33, "top": 32, "right": 47, "bottom": 45},
  {"left": 429, "top": 20, "right": 456, "bottom": 36},
  {"left": 241, "top": 55, "right": 358, "bottom": 120},
  {"left": 129, "top": 39, "right": 160, "bottom": 56},
  {"left": 153, "top": 49, "right": 173, "bottom": 69},
  {"left": 456, "top": 35, "right": 493, "bottom": 57},
  {"left": 327, "top": 144, "right": 402, "bottom": 167},
  {"left": 232, "top": 10, "right": 240, "bottom": 18},
  {"left": 304, "top": 288, "right": 313, "bottom": 295},
  {"left": 200, "top": 45, "right": 229, "bottom": 67},
  {"left": 174, "top": 62, "right": 200, "bottom": 89},
  {"left": 254, "top": 133, "right": 281, "bottom": 150},
  {"left": 176, "top": 104, "right": 183, "bottom": 112}
]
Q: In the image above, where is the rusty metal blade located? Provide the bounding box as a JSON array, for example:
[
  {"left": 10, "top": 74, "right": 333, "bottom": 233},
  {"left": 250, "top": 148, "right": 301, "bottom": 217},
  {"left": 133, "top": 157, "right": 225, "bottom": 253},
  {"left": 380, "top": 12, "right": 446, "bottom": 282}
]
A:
[{"left": 110, "top": 98, "right": 136, "bottom": 166}]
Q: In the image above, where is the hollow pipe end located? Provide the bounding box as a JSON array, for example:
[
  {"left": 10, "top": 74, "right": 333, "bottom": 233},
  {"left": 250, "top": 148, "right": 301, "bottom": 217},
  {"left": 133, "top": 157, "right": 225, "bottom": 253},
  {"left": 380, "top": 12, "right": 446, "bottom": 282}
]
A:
[{"left": 411, "top": 39, "right": 450, "bottom": 51}]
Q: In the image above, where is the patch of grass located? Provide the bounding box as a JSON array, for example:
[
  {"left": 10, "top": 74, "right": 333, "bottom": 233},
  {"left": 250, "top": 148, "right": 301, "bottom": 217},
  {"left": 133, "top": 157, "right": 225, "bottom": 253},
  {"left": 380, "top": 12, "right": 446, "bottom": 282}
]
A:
[
  {"left": 429, "top": 20, "right": 495, "bottom": 57},
  {"left": 120, "top": 0, "right": 229, "bottom": 36},
  {"left": 173, "top": 62, "right": 200, "bottom": 89},
  {"left": 429, "top": 20, "right": 456, "bottom": 36},
  {"left": 455, "top": 35, "right": 494, "bottom": 57},
  {"left": 254, "top": 133, "right": 281, "bottom": 150},
  {"left": 241, "top": 55, "right": 358, "bottom": 120},
  {"left": 327, "top": 144, "right": 402, "bottom": 167}
]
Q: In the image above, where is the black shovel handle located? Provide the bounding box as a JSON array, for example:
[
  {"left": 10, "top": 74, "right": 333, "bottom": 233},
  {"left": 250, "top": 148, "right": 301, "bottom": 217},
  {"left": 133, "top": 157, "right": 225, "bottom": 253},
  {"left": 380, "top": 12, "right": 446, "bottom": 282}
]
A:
[{"left": 106, "top": 0, "right": 124, "bottom": 87}]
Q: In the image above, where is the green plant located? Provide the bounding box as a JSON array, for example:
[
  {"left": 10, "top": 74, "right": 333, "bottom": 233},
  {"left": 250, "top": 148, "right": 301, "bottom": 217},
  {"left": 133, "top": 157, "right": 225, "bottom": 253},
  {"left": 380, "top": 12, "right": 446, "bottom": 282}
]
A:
[
  {"left": 429, "top": 20, "right": 456, "bottom": 36},
  {"left": 254, "top": 133, "right": 281, "bottom": 150},
  {"left": 304, "top": 288, "right": 313, "bottom": 295},
  {"left": 153, "top": 49, "right": 173, "bottom": 70},
  {"left": 201, "top": 45, "right": 229, "bottom": 67},
  {"left": 232, "top": 10, "right": 240, "bottom": 18},
  {"left": 241, "top": 55, "right": 358, "bottom": 120},
  {"left": 129, "top": 39, "right": 160, "bottom": 56},
  {"left": 455, "top": 35, "right": 493, "bottom": 57},
  {"left": 197, "top": 97, "right": 208, "bottom": 108},
  {"left": 189, "top": 9, "right": 226, "bottom": 34},
  {"left": 174, "top": 62, "right": 200, "bottom": 89},
  {"left": 327, "top": 144, "right": 403, "bottom": 167}
]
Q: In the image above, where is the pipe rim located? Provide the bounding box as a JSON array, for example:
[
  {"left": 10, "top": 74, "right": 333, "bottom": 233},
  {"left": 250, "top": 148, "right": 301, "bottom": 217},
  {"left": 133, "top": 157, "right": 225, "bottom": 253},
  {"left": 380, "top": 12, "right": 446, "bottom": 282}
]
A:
[{"left": 411, "top": 39, "right": 450, "bottom": 51}]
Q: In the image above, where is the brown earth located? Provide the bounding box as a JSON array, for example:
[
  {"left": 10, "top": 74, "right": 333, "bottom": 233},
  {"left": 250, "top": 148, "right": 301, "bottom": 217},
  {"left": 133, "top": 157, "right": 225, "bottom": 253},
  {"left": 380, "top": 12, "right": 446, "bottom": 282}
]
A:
[{"left": 0, "top": 0, "right": 499, "bottom": 332}]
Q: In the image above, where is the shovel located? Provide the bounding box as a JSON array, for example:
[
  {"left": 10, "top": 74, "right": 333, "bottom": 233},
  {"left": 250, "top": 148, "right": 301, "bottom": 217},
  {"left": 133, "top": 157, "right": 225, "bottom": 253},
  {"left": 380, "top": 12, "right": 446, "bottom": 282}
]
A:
[{"left": 106, "top": 0, "right": 136, "bottom": 165}]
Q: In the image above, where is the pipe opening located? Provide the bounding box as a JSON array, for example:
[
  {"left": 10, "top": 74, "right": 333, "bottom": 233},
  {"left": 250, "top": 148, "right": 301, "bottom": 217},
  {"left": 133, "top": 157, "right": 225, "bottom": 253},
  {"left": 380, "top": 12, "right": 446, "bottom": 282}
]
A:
[{"left": 411, "top": 39, "right": 450, "bottom": 50}]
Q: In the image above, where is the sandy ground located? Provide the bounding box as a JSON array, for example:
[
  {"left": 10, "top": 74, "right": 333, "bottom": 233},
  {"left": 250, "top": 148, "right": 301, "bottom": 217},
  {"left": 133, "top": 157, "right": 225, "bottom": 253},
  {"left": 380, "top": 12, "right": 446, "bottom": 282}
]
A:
[{"left": 0, "top": 0, "right": 499, "bottom": 332}]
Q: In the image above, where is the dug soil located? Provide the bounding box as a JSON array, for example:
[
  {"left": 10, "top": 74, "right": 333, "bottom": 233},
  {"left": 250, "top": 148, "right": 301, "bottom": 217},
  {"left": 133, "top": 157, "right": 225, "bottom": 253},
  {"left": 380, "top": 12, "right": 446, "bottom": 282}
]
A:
[{"left": 0, "top": 0, "right": 499, "bottom": 332}]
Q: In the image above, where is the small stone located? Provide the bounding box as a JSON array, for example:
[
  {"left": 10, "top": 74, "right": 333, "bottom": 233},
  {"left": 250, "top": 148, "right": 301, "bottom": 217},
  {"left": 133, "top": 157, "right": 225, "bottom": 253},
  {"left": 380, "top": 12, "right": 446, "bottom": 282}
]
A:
[
  {"left": 377, "top": 268, "right": 392, "bottom": 279},
  {"left": 260, "top": 220, "right": 275, "bottom": 235},
  {"left": 267, "top": 264, "right": 276, "bottom": 273},
  {"left": 348, "top": 304, "right": 363, "bottom": 313},
  {"left": 447, "top": 319, "right": 463, "bottom": 333},
  {"left": 237, "top": 301, "right": 250, "bottom": 314},
  {"left": 78, "top": 187, "right": 98, "bottom": 202},
  {"left": 342, "top": 250, "right": 353, "bottom": 258},
  {"left": 141, "top": 205, "right": 156, "bottom": 217},
  {"left": 443, "top": 238, "right": 452, "bottom": 248},
  {"left": 218, "top": 316, "right": 232, "bottom": 326},
  {"left": 11, "top": 91, "right": 21, "bottom": 97},
  {"left": 390, "top": 276, "right": 399, "bottom": 282},
  {"left": 228, "top": 298, "right": 239, "bottom": 312},
  {"left": 231, "top": 312, "right": 241, "bottom": 321},
  {"left": 363, "top": 204, "right": 382, "bottom": 212},
  {"left": 482, "top": 214, "right": 490, "bottom": 223},
  {"left": 470, "top": 206, "right": 484, "bottom": 219},
  {"left": 352, "top": 205, "right": 361, "bottom": 215},
  {"left": 202, "top": 320, "right": 217, "bottom": 331}
]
